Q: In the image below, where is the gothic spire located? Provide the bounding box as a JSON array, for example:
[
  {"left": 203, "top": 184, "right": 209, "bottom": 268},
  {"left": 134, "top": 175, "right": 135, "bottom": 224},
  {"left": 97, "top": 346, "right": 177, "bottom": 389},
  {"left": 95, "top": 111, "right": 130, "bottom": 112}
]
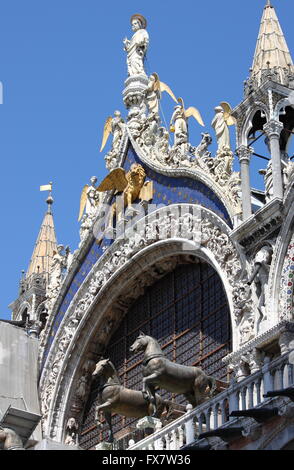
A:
[
  {"left": 26, "top": 194, "right": 58, "bottom": 283},
  {"left": 250, "top": 1, "right": 293, "bottom": 87}
]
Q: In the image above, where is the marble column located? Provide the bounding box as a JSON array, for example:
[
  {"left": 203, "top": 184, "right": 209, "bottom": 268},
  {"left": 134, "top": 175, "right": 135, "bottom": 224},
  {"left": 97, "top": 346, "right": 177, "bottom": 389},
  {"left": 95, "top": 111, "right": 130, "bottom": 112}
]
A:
[
  {"left": 236, "top": 145, "right": 253, "bottom": 220},
  {"left": 263, "top": 120, "right": 284, "bottom": 200}
]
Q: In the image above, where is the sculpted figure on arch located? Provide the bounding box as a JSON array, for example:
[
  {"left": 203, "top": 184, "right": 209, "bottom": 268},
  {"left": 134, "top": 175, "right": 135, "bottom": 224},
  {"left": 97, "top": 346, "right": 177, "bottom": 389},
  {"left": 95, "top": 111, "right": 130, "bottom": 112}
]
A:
[
  {"left": 211, "top": 102, "right": 236, "bottom": 152},
  {"left": 170, "top": 97, "right": 204, "bottom": 148},
  {"left": 248, "top": 244, "right": 273, "bottom": 322},
  {"left": 123, "top": 14, "right": 149, "bottom": 77}
]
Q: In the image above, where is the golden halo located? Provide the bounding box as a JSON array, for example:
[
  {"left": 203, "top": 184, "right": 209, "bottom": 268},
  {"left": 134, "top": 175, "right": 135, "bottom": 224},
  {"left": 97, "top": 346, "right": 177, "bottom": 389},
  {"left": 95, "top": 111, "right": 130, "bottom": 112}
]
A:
[{"left": 130, "top": 14, "right": 147, "bottom": 29}]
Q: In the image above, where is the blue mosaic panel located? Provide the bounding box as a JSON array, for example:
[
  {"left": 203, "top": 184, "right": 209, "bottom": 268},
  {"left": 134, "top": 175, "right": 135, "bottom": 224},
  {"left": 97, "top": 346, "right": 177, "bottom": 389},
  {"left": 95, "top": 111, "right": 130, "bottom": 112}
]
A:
[
  {"left": 41, "top": 144, "right": 232, "bottom": 369},
  {"left": 124, "top": 146, "right": 231, "bottom": 225}
]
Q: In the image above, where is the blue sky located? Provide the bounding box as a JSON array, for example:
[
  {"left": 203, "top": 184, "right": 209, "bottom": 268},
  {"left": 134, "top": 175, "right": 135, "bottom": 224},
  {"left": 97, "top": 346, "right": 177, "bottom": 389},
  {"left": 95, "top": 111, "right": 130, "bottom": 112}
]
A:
[{"left": 0, "top": 0, "right": 293, "bottom": 319}]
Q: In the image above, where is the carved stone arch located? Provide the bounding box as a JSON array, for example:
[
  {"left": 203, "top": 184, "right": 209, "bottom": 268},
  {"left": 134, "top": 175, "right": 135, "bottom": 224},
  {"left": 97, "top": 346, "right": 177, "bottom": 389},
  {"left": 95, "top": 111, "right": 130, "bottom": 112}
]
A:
[
  {"left": 240, "top": 103, "right": 269, "bottom": 147},
  {"left": 274, "top": 97, "right": 294, "bottom": 152},
  {"left": 274, "top": 97, "right": 293, "bottom": 119},
  {"left": 36, "top": 300, "right": 47, "bottom": 319},
  {"left": 17, "top": 301, "right": 31, "bottom": 321},
  {"left": 39, "top": 204, "right": 247, "bottom": 443},
  {"left": 267, "top": 189, "right": 294, "bottom": 324}
]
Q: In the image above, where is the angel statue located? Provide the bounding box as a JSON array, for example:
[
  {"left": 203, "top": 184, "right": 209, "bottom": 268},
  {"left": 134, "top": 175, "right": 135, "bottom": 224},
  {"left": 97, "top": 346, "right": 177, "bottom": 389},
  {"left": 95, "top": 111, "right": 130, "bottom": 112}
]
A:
[
  {"left": 123, "top": 14, "right": 149, "bottom": 77},
  {"left": 96, "top": 163, "right": 153, "bottom": 227},
  {"left": 211, "top": 102, "right": 236, "bottom": 152},
  {"left": 170, "top": 97, "right": 205, "bottom": 147},
  {"left": 100, "top": 111, "right": 125, "bottom": 154},
  {"left": 146, "top": 73, "right": 178, "bottom": 118},
  {"left": 78, "top": 176, "right": 101, "bottom": 222}
]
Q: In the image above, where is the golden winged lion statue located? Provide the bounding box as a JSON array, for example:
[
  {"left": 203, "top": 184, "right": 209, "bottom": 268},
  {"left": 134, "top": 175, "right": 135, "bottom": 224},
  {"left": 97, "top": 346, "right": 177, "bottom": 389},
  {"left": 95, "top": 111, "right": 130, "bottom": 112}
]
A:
[{"left": 96, "top": 163, "right": 153, "bottom": 225}]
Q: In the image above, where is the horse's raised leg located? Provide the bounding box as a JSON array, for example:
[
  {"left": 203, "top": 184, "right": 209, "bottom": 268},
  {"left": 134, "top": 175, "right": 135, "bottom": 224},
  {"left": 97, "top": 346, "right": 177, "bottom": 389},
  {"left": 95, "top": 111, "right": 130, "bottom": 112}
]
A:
[
  {"left": 143, "top": 374, "right": 160, "bottom": 416},
  {"left": 95, "top": 401, "right": 112, "bottom": 426},
  {"left": 104, "top": 411, "right": 114, "bottom": 443},
  {"left": 148, "top": 385, "right": 158, "bottom": 418}
]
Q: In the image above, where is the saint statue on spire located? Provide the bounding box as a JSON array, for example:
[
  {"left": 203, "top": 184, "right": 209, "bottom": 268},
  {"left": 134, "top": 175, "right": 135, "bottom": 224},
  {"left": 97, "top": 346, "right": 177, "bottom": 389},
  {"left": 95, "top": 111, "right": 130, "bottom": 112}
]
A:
[{"left": 123, "top": 14, "right": 149, "bottom": 76}]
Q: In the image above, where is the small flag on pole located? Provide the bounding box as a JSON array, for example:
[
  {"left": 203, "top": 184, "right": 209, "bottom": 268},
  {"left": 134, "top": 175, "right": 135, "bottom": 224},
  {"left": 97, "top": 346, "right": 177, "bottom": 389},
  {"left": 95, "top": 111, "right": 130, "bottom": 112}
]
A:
[{"left": 40, "top": 183, "right": 52, "bottom": 192}]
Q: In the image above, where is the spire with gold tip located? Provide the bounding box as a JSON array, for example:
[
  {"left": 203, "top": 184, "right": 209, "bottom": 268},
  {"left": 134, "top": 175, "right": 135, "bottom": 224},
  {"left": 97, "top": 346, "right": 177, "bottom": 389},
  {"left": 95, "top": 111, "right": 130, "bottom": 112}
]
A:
[{"left": 26, "top": 183, "right": 58, "bottom": 284}]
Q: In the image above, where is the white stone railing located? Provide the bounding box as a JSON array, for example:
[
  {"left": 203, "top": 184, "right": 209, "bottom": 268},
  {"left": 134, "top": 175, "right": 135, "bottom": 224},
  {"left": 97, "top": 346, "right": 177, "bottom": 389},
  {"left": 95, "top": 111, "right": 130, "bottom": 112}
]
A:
[{"left": 127, "top": 353, "right": 293, "bottom": 450}]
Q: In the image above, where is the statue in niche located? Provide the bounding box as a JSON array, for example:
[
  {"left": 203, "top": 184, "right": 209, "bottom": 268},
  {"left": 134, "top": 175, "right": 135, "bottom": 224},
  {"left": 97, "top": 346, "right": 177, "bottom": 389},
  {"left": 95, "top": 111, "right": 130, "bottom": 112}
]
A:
[
  {"left": 64, "top": 417, "right": 78, "bottom": 447},
  {"left": 248, "top": 244, "right": 273, "bottom": 323},
  {"left": 211, "top": 102, "right": 236, "bottom": 153},
  {"left": 123, "top": 14, "right": 149, "bottom": 77}
]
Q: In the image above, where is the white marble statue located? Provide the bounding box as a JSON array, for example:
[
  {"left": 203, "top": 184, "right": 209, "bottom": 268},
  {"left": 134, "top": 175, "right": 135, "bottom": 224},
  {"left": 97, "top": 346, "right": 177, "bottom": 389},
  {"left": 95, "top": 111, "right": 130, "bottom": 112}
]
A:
[
  {"left": 85, "top": 177, "right": 99, "bottom": 217},
  {"left": 146, "top": 74, "right": 160, "bottom": 117},
  {"left": 111, "top": 111, "right": 125, "bottom": 150},
  {"left": 146, "top": 73, "right": 178, "bottom": 118},
  {"left": 64, "top": 417, "right": 78, "bottom": 446},
  {"left": 49, "top": 245, "right": 67, "bottom": 289},
  {"left": 123, "top": 14, "right": 149, "bottom": 76},
  {"left": 78, "top": 176, "right": 100, "bottom": 222},
  {"left": 211, "top": 106, "right": 231, "bottom": 151},
  {"left": 170, "top": 105, "right": 188, "bottom": 147},
  {"left": 170, "top": 98, "right": 204, "bottom": 149},
  {"left": 248, "top": 245, "right": 273, "bottom": 321},
  {"left": 100, "top": 111, "right": 125, "bottom": 170}
]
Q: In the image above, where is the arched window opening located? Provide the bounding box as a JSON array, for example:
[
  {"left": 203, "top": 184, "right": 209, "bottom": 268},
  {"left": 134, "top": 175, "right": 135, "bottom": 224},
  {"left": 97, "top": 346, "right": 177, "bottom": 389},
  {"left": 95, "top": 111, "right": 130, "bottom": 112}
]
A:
[
  {"left": 21, "top": 308, "right": 29, "bottom": 324},
  {"left": 79, "top": 261, "right": 232, "bottom": 449}
]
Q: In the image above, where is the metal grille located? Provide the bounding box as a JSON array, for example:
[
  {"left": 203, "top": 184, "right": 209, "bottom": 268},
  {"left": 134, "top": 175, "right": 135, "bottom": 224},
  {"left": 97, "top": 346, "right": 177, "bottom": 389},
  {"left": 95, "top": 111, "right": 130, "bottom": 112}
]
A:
[{"left": 79, "top": 262, "right": 231, "bottom": 449}]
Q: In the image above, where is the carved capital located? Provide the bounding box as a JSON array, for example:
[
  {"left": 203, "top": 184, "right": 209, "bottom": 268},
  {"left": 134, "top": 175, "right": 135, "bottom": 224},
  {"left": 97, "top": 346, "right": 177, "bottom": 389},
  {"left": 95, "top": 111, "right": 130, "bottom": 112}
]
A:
[
  {"left": 263, "top": 120, "right": 283, "bottom": 139},
  {"left": 236, "top": 145, "right": 253, "bottom": 164}
]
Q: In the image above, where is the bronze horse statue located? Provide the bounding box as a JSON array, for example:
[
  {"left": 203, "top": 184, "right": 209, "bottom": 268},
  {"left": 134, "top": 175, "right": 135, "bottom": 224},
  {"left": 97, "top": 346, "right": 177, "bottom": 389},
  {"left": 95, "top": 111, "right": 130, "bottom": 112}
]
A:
[
  {"left": 129, "top": 333, "right": 216, "bottom": 416},
  {"left": 92, "top": 358, "right": 169, "bottom": 442}
]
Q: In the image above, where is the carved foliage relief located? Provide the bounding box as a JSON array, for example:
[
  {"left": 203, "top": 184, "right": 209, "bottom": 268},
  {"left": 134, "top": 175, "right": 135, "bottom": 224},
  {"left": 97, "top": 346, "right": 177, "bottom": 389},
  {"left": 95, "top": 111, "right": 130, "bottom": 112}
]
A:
[{"left": 39, "top": 206, "right": 248, "bottom": 437}]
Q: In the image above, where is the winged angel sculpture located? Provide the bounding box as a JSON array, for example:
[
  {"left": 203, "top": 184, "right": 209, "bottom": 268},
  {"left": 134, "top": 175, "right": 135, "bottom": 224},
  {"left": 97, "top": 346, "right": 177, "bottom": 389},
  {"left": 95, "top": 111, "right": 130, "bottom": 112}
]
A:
[
  {"left": 146, "top": 73, "right": 178, "bottom": 117},
  {"left": 99, "top": 111, "right": 125, "bottom": 170},
  {"left": 211, "top": 102, "right": 236, "bottom": 152},
  {"left": 170, "top": 97, "right": 205, "bottom": 147},
  {"left": 78, "top": 176, "right": 100, "bottom": 222},
  {"left": 96, "top": 163, "right": 153, "bottom": 226}
]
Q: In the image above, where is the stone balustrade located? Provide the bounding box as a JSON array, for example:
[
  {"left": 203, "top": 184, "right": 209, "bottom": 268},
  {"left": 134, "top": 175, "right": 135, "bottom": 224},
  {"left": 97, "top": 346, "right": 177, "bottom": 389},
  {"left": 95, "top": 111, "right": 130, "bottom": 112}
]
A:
[{"left": 127, "top": 353, "right": 293, "bottom": 450}]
